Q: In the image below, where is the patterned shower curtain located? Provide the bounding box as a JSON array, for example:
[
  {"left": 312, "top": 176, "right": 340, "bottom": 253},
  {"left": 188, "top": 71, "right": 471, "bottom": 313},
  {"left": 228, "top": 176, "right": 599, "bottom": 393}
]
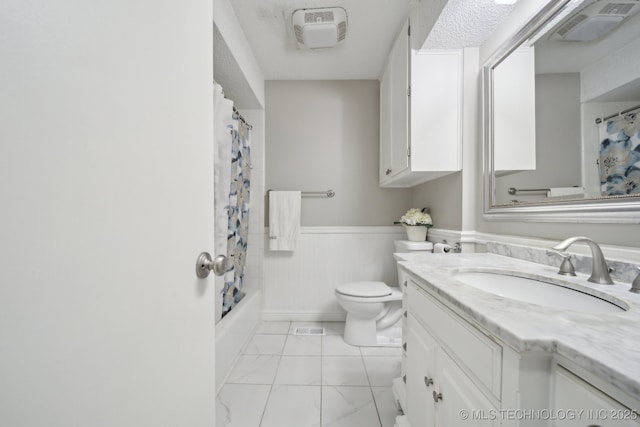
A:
[
  {"left": 221, "top": 111, "right": 251, "bottom": 318},
  {"left": 598, "top": 113, "right": 640, "bottom": 196}
]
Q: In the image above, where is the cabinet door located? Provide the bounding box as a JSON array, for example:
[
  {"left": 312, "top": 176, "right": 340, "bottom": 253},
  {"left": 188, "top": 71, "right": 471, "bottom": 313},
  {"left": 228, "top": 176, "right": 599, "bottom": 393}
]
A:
[
  {"left": 410, "top": 50, "right": 462, "bottom": 172},
  {"left": 379, "top": 62, "right": 392, "bottom": 183},
  {"left": 434, "top": 349, "right": 498, "bottom": 427},
  {"left": 553, "top": 366, "right": 640, "bottom": 427},
  {"left": 389, "top": 20, "right": 409, "bottom": 177},
  {"left": 493, "top": 46, "right": 536, "bottom": 172},
  {"left": 406, "top": 314, "right": 437, "bottom": 427}
]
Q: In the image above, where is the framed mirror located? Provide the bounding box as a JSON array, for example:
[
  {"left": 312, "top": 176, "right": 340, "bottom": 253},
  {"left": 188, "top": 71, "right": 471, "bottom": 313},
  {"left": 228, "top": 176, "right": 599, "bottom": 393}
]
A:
[{"left": 483, "top": 0, "right": 640, "bottom": 222}]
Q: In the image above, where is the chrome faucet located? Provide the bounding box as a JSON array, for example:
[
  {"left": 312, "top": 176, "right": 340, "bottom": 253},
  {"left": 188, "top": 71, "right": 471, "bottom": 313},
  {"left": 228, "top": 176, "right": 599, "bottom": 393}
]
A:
[{"left": 552, "top": 236, "right": 614, "bottom": 285}]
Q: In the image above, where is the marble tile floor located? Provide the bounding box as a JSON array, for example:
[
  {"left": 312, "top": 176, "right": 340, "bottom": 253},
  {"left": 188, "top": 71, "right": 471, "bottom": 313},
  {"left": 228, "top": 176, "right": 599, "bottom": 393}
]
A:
[{"left": 216, "top": 321, "right": 403, "bottom": 427}]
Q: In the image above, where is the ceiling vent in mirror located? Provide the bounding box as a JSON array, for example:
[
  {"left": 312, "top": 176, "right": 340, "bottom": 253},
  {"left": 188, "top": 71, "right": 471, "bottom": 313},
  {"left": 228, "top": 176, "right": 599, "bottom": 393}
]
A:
[
  {"left": 292, "top": 7, "right": 347, "bottom": 49},
  {"left": 550, "top": 0, "right": 640, "bottom": 41}
]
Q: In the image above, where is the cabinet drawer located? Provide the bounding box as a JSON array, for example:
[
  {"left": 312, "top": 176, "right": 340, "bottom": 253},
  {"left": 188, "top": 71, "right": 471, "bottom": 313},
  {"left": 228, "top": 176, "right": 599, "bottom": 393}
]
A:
[
  {"left": 407, "top": 281, "right": 502, "bottom": 399},
  {"left": 553, "top": 366, "right": 640, "bottom": 427}
]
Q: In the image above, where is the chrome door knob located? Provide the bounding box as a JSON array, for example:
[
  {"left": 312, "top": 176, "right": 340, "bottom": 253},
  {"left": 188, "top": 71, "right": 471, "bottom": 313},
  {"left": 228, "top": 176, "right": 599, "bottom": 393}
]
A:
[{"left": 196, "top": 252, "right": 228, "bottom": 278}]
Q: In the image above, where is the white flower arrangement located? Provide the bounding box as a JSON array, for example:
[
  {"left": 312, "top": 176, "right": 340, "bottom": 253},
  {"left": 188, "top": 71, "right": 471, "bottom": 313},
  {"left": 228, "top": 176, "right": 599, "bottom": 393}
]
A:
[{"left": 395, "top": 208, "right": 433, "bottom": 228}]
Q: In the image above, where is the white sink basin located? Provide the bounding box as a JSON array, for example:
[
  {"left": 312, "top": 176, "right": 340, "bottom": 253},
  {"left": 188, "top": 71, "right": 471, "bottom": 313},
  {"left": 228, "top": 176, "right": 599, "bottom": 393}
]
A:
[{"left": 453, "top": 271, "right": 626, "bottom": 313}]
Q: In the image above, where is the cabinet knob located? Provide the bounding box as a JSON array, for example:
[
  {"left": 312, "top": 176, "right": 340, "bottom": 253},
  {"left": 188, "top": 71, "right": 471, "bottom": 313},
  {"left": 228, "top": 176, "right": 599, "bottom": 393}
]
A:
[
  {"left": 402, "top": 342, "right": 407, "bottom": 351},
  {"left": 385, "top": 168, "right": 392, "bottom": 176},
  {"left": 403, "top": 310, "right": 407, "bottom": 318},
  {"left": 424, "top": 376, "right": 433, "bottom": 387},
  {"left": 432, "top": 391, "right": 443, "bottom": 402},
  {"left": 403, "top": 375, "right": 406, "bottom": 384},
  {"left": 403, "top": 280, "right": 408, "bottom": 288}
]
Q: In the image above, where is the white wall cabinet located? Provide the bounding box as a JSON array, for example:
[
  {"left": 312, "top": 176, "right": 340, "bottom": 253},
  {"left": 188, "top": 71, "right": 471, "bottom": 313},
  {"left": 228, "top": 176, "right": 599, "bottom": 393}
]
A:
[{"left": 379, "top": 20, "right": 462, "bottom": 188}]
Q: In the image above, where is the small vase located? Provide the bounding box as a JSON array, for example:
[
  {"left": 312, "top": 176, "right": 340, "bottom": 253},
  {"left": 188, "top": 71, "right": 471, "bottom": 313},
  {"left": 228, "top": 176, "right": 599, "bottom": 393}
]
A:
[{"left": 404, "top": 225, "right": 427, "bottom": 242}]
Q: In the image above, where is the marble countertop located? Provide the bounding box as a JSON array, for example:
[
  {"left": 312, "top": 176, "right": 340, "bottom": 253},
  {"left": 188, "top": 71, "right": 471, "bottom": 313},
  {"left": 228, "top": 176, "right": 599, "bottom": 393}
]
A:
[{"left": 396, "top": 252, "right": 640, "bottom": 401}]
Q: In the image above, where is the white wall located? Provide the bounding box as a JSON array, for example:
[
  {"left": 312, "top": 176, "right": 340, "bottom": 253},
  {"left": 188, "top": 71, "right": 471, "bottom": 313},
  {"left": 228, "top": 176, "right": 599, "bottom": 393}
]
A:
[
  {"left": 411, "top": 173, "right": 463, "bottom": 230},
  {"left": 263, "top": 227, "right": 405, "bottom": 320},
  {"left": 265, "top": 80, "right": 413, "bottom": 226},
  {"left": 263, "top": 81, "right": 413, "bottom": 318}
]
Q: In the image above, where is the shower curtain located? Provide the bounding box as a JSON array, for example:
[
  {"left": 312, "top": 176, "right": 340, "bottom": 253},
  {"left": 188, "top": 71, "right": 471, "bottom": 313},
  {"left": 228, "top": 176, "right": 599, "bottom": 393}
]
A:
[
  {"left": 598, "top": 113, "right": 640, "bottom": 196},
  {"left": 213, "top": 83, "right": 252, "bottom": 321}
]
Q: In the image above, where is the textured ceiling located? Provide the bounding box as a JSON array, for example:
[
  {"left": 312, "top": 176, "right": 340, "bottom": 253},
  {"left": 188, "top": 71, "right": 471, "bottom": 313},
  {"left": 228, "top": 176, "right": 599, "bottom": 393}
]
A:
[{"left": 423, "top": 0, "right": 518, "bottom": 49}]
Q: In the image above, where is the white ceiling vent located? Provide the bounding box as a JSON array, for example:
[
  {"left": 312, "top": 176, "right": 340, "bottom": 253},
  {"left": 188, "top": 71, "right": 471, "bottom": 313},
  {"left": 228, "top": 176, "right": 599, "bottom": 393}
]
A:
[
  {"left": 551, "top": 0, "right": 640, "bottom": 41},
  {"left": 292, "top": 7, "right": 347, "bottom": 49}
]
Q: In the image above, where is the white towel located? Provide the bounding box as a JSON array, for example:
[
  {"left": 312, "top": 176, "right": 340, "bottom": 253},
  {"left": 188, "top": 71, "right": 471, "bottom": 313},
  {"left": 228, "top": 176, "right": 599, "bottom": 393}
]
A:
[
  {"left": 547, "top": 187, "right": 585, "bottom": 198},
  {"left": 269, "top": 191, "right": 301, "bottom": 251}
]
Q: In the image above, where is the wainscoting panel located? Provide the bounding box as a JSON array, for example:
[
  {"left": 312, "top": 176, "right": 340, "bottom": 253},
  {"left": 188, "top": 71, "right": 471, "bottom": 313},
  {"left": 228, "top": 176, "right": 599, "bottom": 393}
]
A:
[{"left": 263, "top": 227, "right": 406, "bottom": 321}]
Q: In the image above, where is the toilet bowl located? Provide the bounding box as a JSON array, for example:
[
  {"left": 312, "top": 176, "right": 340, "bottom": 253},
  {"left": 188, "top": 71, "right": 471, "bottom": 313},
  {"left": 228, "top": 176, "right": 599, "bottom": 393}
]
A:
[
  {"left": 335, "top": 240, "right": 434, "bottom": 347},
  {"left": 335, "top": 281, "right": 403, "bottom": 346}
]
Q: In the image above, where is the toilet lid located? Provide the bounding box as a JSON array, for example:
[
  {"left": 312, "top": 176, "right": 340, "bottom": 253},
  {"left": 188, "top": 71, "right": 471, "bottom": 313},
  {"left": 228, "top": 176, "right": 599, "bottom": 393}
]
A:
[{"left": 336, "top": 281, "right": 391, "bottom": 297}]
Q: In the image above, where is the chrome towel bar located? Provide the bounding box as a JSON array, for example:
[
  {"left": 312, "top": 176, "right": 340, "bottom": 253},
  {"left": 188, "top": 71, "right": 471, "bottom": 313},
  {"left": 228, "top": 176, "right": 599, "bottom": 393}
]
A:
[{"left": 266, "top": 189, "right": 335, "bottom": 198}]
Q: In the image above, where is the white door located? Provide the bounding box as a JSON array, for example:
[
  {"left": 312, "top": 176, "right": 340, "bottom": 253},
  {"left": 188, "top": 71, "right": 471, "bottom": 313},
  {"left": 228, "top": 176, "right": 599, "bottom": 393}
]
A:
[{"left": 0, "top": 1, "right": 216, "bottom": 426}]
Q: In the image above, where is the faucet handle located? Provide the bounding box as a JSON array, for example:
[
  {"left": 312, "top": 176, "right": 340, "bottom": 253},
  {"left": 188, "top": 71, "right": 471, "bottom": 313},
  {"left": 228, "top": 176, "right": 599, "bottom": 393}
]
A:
[{"left": 546, "top": 250, "right": 577, "bottom": 277}]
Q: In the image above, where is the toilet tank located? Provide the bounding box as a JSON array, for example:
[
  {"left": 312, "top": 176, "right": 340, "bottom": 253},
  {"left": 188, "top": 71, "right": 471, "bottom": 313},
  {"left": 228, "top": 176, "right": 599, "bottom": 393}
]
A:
[{"left": 394, "top": 240, "right": 434, "bottom": 253}]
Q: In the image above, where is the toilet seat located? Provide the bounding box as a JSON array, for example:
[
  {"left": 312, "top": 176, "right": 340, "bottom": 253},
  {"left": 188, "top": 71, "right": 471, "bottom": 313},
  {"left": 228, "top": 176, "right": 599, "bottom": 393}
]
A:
[{"left": 335, "top": 281, "right": 392, "bottom": 298}]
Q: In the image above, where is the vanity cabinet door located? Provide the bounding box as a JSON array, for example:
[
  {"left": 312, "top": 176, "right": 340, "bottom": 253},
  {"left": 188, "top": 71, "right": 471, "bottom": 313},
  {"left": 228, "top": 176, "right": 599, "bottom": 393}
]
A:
[
  {"left": 552, "top": 366, "right": 640, "bottom": 427},
  {"left": 435, "top": 349, "right": 498, "bottom": 427},
  {"left": 406, "top": 314, "right": 437, "bottom": 427}
]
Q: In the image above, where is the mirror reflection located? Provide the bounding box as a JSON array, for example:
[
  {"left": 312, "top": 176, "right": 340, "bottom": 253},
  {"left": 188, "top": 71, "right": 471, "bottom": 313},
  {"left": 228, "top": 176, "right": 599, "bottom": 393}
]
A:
[{"left": 491, "top": 0, "right": 640, "bottom": 206}]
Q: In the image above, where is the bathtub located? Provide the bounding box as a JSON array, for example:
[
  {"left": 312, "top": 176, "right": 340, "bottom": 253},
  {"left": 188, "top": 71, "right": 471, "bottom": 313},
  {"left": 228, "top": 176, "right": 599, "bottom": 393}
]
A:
[{"left": 215, "top": 289, "right": 262, "bottom": 392}]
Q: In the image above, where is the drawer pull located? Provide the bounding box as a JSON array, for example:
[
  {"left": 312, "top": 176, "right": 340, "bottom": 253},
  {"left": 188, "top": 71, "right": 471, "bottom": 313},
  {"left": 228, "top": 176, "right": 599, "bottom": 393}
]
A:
[
  {"left": 402, "top": 342, "right": 407, "bottom": 351},
  {"left": 403, "top": 375, "right": 406, "bottom": 384},
  {"left": 403, "top": 280, "right": 408, "bottom": 288},
  {"left": 424, "top": 376, "right": 433, "bottom": 387},
  {"left": 403, "top": 310, "right": 407, "bottom": 318},
  {"left": 432, "top": 391, "right": 443, "bottom": 402}
]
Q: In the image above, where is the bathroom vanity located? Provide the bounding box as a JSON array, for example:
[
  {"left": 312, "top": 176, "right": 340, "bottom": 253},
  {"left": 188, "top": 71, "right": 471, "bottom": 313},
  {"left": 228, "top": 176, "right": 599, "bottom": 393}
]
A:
[{"left": 396, "top": 252, "right": 640, "bottom": 427}]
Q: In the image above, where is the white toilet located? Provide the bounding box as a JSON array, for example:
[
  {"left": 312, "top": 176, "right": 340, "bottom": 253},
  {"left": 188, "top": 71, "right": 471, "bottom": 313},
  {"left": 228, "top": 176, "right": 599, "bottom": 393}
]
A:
[{"left": 335, "top": 240, "right": 434, "bottom": 346}]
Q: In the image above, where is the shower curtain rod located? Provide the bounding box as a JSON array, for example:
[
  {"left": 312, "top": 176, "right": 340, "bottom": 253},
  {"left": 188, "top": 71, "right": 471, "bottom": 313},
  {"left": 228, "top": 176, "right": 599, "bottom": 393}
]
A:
[
  {"left": 595, "top": 104, "right": 640, "bottom": 124},
  {"left": 233, "top": 106, "right": 253, "bottom": 130}
]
